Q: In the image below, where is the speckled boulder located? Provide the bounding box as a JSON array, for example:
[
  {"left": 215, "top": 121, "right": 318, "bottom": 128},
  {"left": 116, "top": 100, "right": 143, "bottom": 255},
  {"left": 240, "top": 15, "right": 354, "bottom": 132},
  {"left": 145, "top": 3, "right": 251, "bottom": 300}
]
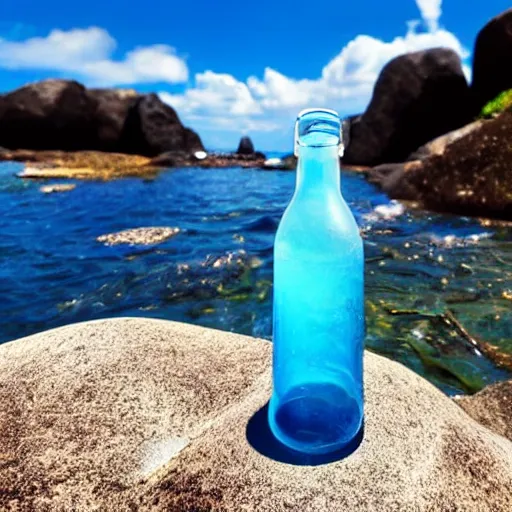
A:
[{"left": 0, "top": 318, "right": 511, "bottom": 511}]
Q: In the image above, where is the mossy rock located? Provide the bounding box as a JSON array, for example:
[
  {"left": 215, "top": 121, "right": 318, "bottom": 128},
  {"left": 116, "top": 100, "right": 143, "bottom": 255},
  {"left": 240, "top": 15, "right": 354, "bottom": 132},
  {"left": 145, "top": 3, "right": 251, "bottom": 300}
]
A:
[{"left": 480, "top": 89, "right": 512, "bottom": 118}]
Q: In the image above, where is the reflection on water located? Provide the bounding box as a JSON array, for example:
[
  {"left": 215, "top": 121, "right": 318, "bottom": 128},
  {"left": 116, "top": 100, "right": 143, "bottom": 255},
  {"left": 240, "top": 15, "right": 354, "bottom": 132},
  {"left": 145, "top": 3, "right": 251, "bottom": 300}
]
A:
[{"left": 0, "top": 162, "right": 510, "bottom": 394}]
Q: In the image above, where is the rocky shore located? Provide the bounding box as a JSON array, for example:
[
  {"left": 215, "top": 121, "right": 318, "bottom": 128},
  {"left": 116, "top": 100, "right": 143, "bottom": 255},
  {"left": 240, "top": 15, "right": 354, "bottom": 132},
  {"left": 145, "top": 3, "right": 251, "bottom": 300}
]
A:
[
  {"left": 1, "top": 147, "right": 268, "bottom": 180},
  {"left": 0, "top": 318, "right": 511, "bottom": 511},
  {"left": 0, "top": 79, "right": 267, "bottom": 177},
  {"left": 343, "top": 8, "right": 512, "bottom": 221},
  {"left": 0, "top": 9, "right": 511, "bottom": 220}
]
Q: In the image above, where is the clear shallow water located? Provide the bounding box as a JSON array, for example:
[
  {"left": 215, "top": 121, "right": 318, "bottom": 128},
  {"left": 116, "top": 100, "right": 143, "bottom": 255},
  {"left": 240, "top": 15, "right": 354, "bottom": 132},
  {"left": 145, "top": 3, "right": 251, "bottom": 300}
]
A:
[{"left": 1, "top": 162, "right": 511, "bottom": 395}]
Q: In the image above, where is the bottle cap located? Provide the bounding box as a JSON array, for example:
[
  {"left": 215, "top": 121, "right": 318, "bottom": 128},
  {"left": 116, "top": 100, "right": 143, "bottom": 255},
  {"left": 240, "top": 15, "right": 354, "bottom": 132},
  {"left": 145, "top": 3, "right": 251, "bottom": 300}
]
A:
[{"left": 294, "top": 108, "right": 344, "bottom": 157}]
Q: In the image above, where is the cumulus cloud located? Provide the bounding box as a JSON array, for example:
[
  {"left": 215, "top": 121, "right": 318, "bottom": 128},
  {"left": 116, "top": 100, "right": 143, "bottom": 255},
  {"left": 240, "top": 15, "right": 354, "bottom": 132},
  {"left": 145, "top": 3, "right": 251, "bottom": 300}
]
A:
[
  {"left": 162, "top": 0, "right": 470, "bottom": 142},
  {"left": 161, "top": 71, "right": 261, "bottom": 117},
  {"left": 415, "top": 0, "right": 443, "bottom": 31},
  {"left": 0, "top": 27, "right": 188, "bottom": 85},
  {"left": 0, "top": 0, "right": 471, "bottom": 149}
]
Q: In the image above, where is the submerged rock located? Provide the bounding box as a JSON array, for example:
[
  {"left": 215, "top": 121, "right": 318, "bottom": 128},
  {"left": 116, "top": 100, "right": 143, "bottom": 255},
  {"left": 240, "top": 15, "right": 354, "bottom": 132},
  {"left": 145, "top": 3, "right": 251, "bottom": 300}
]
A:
[
  {"left": 40, "top": 183, "right": 77, "bottom": 194},
  {"left": 471, "top": 8, "right": 512, "bottom": 111},
  {"left": 370, "top": 110, "right": 512, "bottom": 220},
  {"left": 97, "top": 227, "right": 180, "bottom": 246},
  {"left": 0, "top": 318, "right": 511, "bottom": 510},
  {"left": 262, "top": 153, "right": 297, "bottom": 170},
  {"left": 343, "top": 49, "right": 472, "bottom": 166}
]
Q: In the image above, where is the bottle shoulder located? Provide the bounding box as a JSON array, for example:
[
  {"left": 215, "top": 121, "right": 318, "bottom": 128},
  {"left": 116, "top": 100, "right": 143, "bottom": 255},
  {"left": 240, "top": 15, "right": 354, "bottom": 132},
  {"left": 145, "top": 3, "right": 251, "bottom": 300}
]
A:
[{"left": 275, "top": 195, "right": 363, "bottom": 259}]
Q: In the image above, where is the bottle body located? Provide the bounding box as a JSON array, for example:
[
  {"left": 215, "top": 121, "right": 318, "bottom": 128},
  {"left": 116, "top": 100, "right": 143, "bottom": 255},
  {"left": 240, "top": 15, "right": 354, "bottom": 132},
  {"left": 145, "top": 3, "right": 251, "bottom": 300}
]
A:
[{"left": 269, "top": 112, "right": 364, "bottom": 455}]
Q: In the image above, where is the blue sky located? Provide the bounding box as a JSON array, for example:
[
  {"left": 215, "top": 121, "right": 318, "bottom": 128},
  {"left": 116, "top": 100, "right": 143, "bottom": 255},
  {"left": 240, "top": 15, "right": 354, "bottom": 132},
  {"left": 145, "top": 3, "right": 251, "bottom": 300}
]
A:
[{"left": 0, "top": 0, "right": 510, "bottom": 151}]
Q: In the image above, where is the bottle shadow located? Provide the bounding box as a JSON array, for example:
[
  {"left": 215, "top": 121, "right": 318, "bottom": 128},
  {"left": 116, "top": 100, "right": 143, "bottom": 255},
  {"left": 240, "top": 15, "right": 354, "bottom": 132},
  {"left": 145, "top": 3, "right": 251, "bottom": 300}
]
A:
[{"left": 246, "top": 401, "right": 364, "bottom": 466}]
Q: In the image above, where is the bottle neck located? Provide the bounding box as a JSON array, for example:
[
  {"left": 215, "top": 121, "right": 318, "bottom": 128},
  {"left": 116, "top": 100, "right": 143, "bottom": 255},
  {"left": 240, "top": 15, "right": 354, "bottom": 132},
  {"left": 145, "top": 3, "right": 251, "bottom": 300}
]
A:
[{"left": 296, "top": 145, "right": 341, "bottom": 198}]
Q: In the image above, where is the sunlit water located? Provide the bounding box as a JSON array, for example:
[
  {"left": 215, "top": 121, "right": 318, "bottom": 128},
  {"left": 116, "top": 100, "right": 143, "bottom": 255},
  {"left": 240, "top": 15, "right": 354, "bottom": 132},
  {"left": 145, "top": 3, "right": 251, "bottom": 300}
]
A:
[{"left": 1, "top": 162, "right": 510, "bottom": 395}]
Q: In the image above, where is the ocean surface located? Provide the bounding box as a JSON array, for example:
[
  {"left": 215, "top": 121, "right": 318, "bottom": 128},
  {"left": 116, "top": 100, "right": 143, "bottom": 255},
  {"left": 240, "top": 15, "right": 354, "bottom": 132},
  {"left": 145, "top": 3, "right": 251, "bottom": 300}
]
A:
[{"left": 1, "top": 162, "right": 511, "bottom": 395}]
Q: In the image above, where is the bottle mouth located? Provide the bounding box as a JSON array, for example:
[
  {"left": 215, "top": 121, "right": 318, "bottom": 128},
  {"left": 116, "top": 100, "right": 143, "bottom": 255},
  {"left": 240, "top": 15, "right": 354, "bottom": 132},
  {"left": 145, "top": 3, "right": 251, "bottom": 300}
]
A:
[{"left": 294, "top": 108, "right": 343, "bottom": 156}]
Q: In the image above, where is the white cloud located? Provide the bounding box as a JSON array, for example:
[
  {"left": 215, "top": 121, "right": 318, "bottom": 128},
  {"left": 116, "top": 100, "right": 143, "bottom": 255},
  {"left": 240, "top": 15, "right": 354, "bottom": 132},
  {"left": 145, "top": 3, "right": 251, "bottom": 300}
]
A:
[
  {"left": 0, "top": 0, "right": 471, "bottom": 150},
  {"left": 0, "top": 27, "right": 188, "bottom": 85},
  {"left": 415, "top": 0, "right": 442, "bottom": 31},
  {"left": 162, "top": 0, "right": 470, "bottom": 146},
  {"left": 161, "top": 71, "right": 261, "bottom": 117}
]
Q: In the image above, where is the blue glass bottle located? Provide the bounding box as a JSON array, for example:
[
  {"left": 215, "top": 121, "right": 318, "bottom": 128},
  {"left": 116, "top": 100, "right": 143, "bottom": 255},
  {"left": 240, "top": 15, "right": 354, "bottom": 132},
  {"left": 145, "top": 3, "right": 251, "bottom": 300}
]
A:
[{"left": 269, "top": 108, "right": 365, "bottom": 455}]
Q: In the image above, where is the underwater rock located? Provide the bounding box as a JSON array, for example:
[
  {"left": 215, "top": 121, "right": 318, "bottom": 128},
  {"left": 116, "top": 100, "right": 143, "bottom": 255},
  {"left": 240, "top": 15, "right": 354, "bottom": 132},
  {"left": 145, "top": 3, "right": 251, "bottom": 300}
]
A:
[
  {"left": 97, "top": 227, "right": 180, "bottom": 246},
  {"left": 40, "top": 183, "right": 77, "bottom": 194},
  {"left": 262, "top": 154, "right": 297, "bottom": 170}
]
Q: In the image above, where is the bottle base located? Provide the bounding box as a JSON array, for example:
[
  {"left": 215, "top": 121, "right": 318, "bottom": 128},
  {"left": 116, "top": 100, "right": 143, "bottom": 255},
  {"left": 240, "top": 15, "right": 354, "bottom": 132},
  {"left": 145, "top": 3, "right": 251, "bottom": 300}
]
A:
[{"left": 269, "top": 382, "right": 362, "bottom": 455}]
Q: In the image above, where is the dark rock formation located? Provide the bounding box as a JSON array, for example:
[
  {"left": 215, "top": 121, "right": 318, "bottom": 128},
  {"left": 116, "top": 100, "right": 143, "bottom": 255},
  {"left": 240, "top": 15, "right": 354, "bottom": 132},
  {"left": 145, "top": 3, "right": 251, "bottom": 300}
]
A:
[
  {"left": 88, "top": 88, "right": 139, "bottom": 152},
  {"left": 407, "top": 120, "right": 485, "bottom": 161},
  {"left": 236, "top": 136, "right": 255, "bottom": 155},
  {"left": 183, "top": 127, "right": 205, "bottom": 153},
  {"left": 369, "top": 110, "right": 512, "bottom": 220},
  {"left": 121, "top": 94, "right": 204, "bottom": 157},
  {"left": 0, "top": 79, "right": 98, "bottom": 151},
  {"left": 343, "top": 49, "right": 472, "bottom": 166},
  {"left": 148, "top": 151, "right": 192, "bottom": 168},
  {"left": 0, "top": 80, "right": 204, "bottom": 158},
  {"left": 341, "top": 114, "right": 361, "bottom": 155},
  {"left": 471, "top": 9, "right": 512, "bottom": 112}
]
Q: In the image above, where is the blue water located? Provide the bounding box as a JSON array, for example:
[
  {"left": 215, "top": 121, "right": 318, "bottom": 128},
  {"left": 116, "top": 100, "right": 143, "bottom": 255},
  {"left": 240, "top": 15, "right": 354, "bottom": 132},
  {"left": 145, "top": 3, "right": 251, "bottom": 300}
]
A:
[{"left": 1, "top": 162, "right": 511, "bottom": 395}]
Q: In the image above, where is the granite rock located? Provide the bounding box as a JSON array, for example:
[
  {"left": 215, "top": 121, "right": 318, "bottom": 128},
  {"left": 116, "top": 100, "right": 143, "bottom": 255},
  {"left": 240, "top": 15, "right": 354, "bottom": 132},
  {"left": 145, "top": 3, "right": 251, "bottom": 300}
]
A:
[{"left": 0, "top": 318, "right": 511, "bottom": 511}]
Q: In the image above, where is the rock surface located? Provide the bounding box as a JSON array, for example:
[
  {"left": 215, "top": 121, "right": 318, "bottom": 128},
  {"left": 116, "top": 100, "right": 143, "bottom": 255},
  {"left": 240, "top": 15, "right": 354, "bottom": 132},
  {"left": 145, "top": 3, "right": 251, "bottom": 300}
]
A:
[
  {"left": 471, "top": 9, "right": 512, "bottom": 111},
  {"left": 2, "top": 148, "right": 268, "bottom": 178},
  {"left": 0, "top": 80, "right": 203, "bottom": 157},
  {"left": 88, "top": 88, "right": 140, "bottom": 152},
  {"left": 262, "top": 153, "right": 297, "bottom": 170},
  {"left": 97, "top": 227, "right": 180, "bottom": 246},
  {"left": 237, "top": 136, "right": 255, "bottom": 155},
  {"left": 0, "top": 318, "right": 511, "bottom": 511},
  {"left": 12, "top": 150, "right": 157, "bottom": 180},
  {"left": 147, "top": 151, "right": 268, "bottom": 169},
  {"left": 407, "top": 120, "right": 485, "bottom": 161},
  {"left": 0, "top": 80, "right": 98, "bottom": 151},
  {"left": 456, "top": 380, "right": 512, "bottom": 442},
  {"left": 370, "top": 110, "right": 512, "bottom": 220},
  {"left": 343, "top": 49, "right": 472, "bottom": 166},
  {"left": 121, "top": 93, "right": 205, "bottom": 157},
  {"left": 39, "top": 183, "right": 77, "bottom": 194}
]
